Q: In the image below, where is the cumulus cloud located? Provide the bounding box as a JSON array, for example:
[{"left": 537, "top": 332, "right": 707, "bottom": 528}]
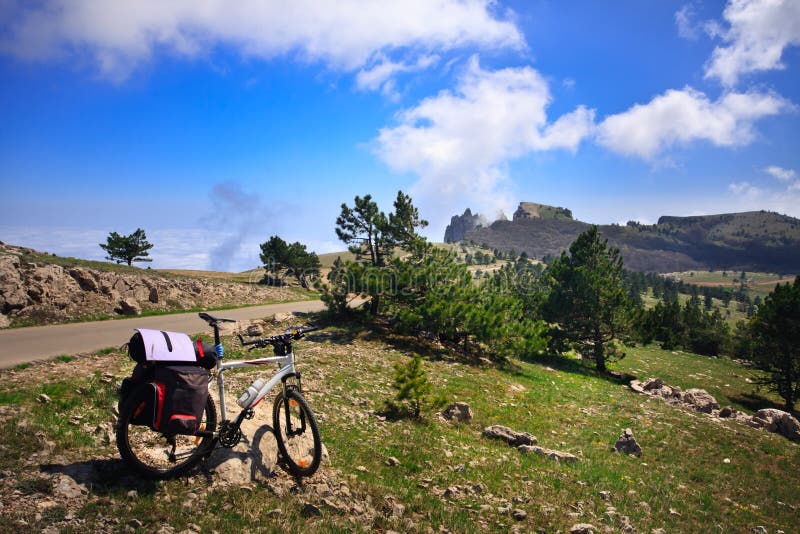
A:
[
  {"left": 705, "top": 0, "right": 800, "bottom": 87},
  {"left": 374, "top": 56, "right": 595, "bottom": 225},
  {"left": 0, "top": 0, "right": 524, "bottom": 83},
  {"left": 595, "top": 86, "right": 788, "bottom": 160},
  {"left": 764, "top": 165, "right": 797, "bottom": 181}
]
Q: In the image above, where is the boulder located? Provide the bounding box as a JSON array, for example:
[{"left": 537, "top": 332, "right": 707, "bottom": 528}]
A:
[
  {"left": 641, "top": 378, "right": 664, "bottom": 391},
  {"left": 272, "top": 312, "right": 294, "bottom": 323},
  {"left": 483, "top": 425, "right": 537, "bottom": 447},
  {"left": 0, "top": 313, "right": 9, "bottom": 328},
  {"left": 682, "top": 388, "right": 719, "bottom": 413},
  {"left": 246, "top": 324, "right": 264, "bottom": 336},
  {"left": 518, "top": 445, "right": 579, "bottom": 463},
  {"left": 629, "top": 380, "right": 645, "bottom": 394},
  {"left": 148, "top": 286, "right": 160, "bottom": 303},
  {"left": 117, "top": 298, "right": 141, "bottom": 316},
  {"left": 719, "top": 406, "right": 736, "bottom": 418},
  {"left": 442, "top": 402, "right": 473, "bottom": 423},
  {"left": 67, "top": 268, "right": 98, "bottom": 291},
  {"left": 613, "top": 428, "right": 642, "bottom": 457},
  {"left": 752, "top": 409, "right": 800, "bottom": 441}
]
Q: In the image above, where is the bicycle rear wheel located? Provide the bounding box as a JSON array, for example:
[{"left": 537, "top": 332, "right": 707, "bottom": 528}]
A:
[
  {"left": 116, "top": 383, "right": 217, "bottom": 479},
  {"left": 272, "top": 388, "right": 321, "bottom": 477}
]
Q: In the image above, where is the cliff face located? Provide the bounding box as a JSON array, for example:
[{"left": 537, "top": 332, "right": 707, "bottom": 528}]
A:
[
  {"left": 444, "top": 208, "right": 488, "bottom": 243},
  {"left": 513, "top": 202, "right": 573, "bottom": 221},
  {"left": 0, "top": 243, "right": 295, "bottom": 328}
]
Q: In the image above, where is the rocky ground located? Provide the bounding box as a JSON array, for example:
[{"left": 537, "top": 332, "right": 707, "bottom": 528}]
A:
[
  {"left": 1, "top": 318, "right": 798, "bottom": 533},
  {"left": 629, "top": 377, "right": 800, "bottom": 442},
  {"left": 0, "top": 243, "right": 304, "bottom": 328}
]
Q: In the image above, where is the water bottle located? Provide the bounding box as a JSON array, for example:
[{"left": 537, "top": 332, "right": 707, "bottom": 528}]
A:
[{"left": 237, "top": 378, "right": 266, "bottom": 408}]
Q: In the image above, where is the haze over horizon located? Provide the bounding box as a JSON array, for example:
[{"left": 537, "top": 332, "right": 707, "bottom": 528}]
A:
[{"left": 1, "top": 1, "right": 799, "bottom": 271}]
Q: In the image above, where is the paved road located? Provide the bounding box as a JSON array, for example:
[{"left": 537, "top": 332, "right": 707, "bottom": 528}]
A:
[{"left": 0, "top": 300, "right": 325, "bottom": 369}]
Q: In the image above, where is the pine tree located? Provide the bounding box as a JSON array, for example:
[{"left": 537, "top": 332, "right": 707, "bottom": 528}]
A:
[
  {"left": 99, "top": 228, "right": 153, "bottom": 266},
  {"left": 387, "top": 354, "right": 444, "bottom": 418},
  {"left": 748, "top": 276, "right": 800, "bottom": 411},
  {"left": 544, "top": 226, "right": 628, "bottom": 372}
]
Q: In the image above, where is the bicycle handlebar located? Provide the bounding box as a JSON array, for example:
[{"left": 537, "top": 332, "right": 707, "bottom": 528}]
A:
[{"left": 237, "top": 325, "right": 319, "bottom": 348}]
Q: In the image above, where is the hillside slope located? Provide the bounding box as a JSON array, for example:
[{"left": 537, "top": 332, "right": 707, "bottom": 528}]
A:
[
  {"left": 459, "top": 205, "right": 800, "bottom": 273},
  {"left": 0, "top": 324, "right": 797, "bottom": 532},
  {"left": 0, "top": 243, "right": 310, "bottom": 328}
]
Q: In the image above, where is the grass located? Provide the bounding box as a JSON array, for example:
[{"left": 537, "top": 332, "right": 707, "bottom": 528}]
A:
[
  {"left": 0, "top": 326, "right": 797, "bottom": 532},
  {"left": 614, "top": 344, "right": 784, "bottom": 413},
  {"left": 666, "top": 270, "right": 794, "bottom": 300}
]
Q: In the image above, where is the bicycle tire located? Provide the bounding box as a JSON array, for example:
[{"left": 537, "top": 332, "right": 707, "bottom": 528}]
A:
[
  {"left": 116, "top": 383, "right": 217, "bottom": 479},
  {"left": 272, "top": 389, "right": 321, "bottom": 477}
]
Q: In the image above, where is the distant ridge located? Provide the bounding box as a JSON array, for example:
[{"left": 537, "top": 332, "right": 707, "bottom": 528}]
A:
[{"left": 452, "top": 203, "right": 800, "bottom": 273}]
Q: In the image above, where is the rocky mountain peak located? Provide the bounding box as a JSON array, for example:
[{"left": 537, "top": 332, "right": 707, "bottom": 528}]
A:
[{"left": 444, "top": 209, "right": 488, "bottom": 243}]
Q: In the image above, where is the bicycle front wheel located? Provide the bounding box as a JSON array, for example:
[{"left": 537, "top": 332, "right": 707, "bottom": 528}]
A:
[
  {"left": 116, "top": 384, "right": 217, "bottom": 479},
  {"left": 272, "top": 388, "right": 321, "bottom": 477}
]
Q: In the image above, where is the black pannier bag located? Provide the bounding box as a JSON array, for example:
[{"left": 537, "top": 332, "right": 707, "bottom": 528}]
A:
[
  {"left": 120, "top": 329, "right": 212, "bottom": 434},
  {"left": 153, "top": 365, "right": 209, "bottom": 435},
  {"left": 118, "top": 362, "right": 156, "bottom": 426}
]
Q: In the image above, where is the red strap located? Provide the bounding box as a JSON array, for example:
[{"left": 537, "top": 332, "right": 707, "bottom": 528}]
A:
[
  {"left": 196, "top": 339, "right": 205, "bottom": 361},
  {"left": 153, "top": 382, "right": 166, "bottom": 430}
]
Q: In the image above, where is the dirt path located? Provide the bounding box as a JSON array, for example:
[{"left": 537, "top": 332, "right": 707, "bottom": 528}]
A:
[{"left": 0, "top": 300, "right": 325, "bottom": 368}]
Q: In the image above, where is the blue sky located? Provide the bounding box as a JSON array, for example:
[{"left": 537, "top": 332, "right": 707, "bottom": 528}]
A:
[{"left": 1, "top": 0, "right": 798, "bottom": 271}]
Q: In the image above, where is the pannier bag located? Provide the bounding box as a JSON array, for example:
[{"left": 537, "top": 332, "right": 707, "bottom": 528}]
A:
[
  {"left": 153, "top": 365, "right": 210, "bottom": 435},
  {"left": 128, "top": 329, "right": 217, "bottom": 369},
  {"left": 118, "top": 363, "right": 209, "bottom": 435},
  {"left": 118, "top": 362, "right": 156, "bottom": 425},
  {"left": 121, "top": 329, "right": 212, "bottom": 434}
]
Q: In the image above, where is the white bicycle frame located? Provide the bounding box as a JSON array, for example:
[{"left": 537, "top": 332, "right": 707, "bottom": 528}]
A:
[{"left": 213, "top": 350, "right": 297, "bottom": 422}]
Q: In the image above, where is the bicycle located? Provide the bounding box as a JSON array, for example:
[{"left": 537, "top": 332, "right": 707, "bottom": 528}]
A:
[{"left": 116, "top": 312, "right": 322, "bottom": 479}]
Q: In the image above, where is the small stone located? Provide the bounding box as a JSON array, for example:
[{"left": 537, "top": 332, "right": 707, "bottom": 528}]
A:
[
  {"left": 267, "top": 508, "right": 282, "bottom": 517},
  {"left": 302, "top": 502, "right": 322, "bottom": 517},
  {"left": 128, "top": 519, "right": 143, "bottom": 528},
  {"left": 599, "top": 491, "right": 611, "bottom": 501},
  {"left": 511, "top": 509, "right": 527, "bottom": 520},
  {"left": 127, "top": 490, "right": 138, "bottom": 499},
  {"left": 385, "top": 457, "right": 400, "bottom": 467},
  {"left": 570, "top": 524, "right": 597, "bottom": 534},
  {"left": 37, "top": 393, "right": 52, "bottom": 404},
  {"left": 613, "top": 428, "right": 642, "bottom": 457},
  {"left": 442, "top": 402, "right": 473, "bottom": 423},
  {"left": 723, "top": 458, "right": 731, "bottom": 464}
]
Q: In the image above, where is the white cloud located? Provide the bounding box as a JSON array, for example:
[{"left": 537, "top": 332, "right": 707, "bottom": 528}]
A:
[
  {"left": 764, "top": 165, "right": 797, "bottom": 181},
  {"left": 374, "top": 56, "right": 595, "bottom": 227},
  {"left": 726, "top": 179, "right": 800, "bottom": 217},
  {"left": 675, "top": 4, "right": 700, "bottom": 40},
  {"left": 355, "top": 53, "right": 439, "bottom": 96},
  {"left": 595, "top": 86, "right": 788, "bottom": 160},
  {"left": 705, "top": 0, "right": 800, "bottom": 86},
  {"left": 728, "top": 181, "right": 763, "bottom": 198},
  {"left": 0, "top": 0, "right": 524, "bottom": 83}
]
